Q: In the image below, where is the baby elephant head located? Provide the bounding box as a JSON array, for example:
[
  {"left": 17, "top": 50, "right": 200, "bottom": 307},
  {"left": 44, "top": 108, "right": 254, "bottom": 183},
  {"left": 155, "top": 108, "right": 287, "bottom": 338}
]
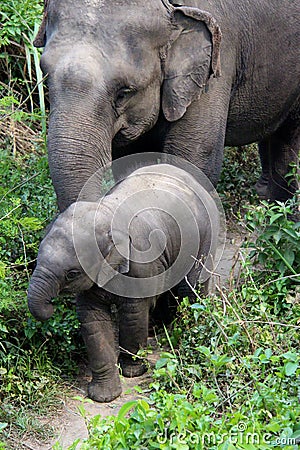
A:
[{"left": 27, "top": 202, "right": 131, "bottom": 321}]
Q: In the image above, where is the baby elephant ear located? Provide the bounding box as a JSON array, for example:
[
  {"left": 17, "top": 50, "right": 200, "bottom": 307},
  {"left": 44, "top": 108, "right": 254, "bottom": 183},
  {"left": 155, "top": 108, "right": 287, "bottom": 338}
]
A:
[
  {"left": 106, "top": 229, "right": 131, "bottom": 274},
  {"left": 162, "top": 6, "right": 222, "bottom": 122},
  {"left": 96, "top": 230, "right": 131, "bottom": 288}
]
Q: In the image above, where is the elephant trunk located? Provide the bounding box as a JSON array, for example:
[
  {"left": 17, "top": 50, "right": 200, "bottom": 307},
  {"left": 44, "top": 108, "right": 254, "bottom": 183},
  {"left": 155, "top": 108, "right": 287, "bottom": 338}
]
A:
[
  {"left": 46, "top": 59, "right": 116, "bottom": 212},
  {"left": 47, "top": 112, "right": 113, "bottom": 212},
  {"left": 27, "top": 268, "right": 61, "bottom": 321}
]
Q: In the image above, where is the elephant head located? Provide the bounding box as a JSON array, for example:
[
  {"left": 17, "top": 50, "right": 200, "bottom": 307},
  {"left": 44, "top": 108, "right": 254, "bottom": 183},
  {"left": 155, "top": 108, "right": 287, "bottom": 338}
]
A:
[
  {"left": 34, "top": 0, "right": 221, "bottom": 211},
  {"left": 27, "top": 202, "right": 131, "bottom": 321}
]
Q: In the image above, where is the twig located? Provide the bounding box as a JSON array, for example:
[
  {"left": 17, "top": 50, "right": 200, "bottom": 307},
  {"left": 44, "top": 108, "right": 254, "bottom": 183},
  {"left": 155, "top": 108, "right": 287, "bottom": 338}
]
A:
[
  {"left": 213, "top": 370, "right": 226, "bottom": 400},
  {"left": 229, "top": 245, "right": 243, "bottom": 289},
  {"left": 119, "top": 346, "right": 144, "bottom": 359},
  {"left": 191, "top": 254, "right": 221, "bottom": 278},
  {"left": 0, "top": 172, "right": 41, "bottom": 204},
  {"left": 261, "top": 273, "right": 300, "bottom": 287},
  {"left": 0, "top": 204, "right": 22, "bottom": 221},
  {"left": 1, "top": 75, "right": 48, "bottom": 120},
  {"left": 226, "top": 319, "right": 300, "bottom": 329},
  {"left": 10, "top": 101, "right": 17, "bottom": 157},
  {"left": 6, "top": 257, "right": 37, "bottom": 269},
  {"left": 217, "top": 380, "right": 253, "bottom": 408}
]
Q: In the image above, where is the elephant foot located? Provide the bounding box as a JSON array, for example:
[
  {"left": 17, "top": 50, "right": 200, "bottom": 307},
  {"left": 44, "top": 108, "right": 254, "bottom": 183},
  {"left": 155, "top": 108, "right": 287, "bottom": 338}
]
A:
[
  {"left": 88, "top": 373, "right": 122, "bottom": 403},
  {"left": 119, "top": 355, "right": 147, "bottom": 378}
]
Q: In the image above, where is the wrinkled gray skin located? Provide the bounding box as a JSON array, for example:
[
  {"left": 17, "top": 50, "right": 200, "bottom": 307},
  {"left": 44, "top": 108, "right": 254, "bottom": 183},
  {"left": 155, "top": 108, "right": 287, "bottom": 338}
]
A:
[
  {"left": 34, "top": 0, "right": 300, "bottom": 210},
  {"left": 28, "top": 165, "right": 219, "bottom": 402}
]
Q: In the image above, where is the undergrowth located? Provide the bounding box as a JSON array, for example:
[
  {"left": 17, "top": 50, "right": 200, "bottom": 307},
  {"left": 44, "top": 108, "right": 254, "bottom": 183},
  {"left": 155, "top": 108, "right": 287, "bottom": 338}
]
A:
[
  {"left": 0, "top": 149, "right": 84, "bottom": 446},
  {"left": 218, "top": 144, "right": 261, "bottom": 219},
  {"left": 0, "top": 2, "right": 79, "bottom": 444}
]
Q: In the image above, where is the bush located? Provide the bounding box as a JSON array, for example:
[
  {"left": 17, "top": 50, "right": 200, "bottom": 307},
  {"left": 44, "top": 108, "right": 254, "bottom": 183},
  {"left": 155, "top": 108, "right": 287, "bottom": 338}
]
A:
[
  {"left": 0, "top": 0, "right": 42, "bottom": 47},
  {"left": 1, "top": 0, "right": 46, "bottom": 137},
  {"left": 218, "top": 145, "right": 261, "bottom": 217},
  {"left": 0, "top": 149, "right": 83, "bottom": 443},
  {"left": 243, "top": 200, "right": 300, "bottom": 313}
]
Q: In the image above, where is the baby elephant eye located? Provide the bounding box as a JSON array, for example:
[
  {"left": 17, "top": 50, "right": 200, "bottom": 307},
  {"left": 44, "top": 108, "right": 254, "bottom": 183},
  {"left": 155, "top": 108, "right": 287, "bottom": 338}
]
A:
[{"left": 65, "top": 270, "right": 81, "bottom": 281}]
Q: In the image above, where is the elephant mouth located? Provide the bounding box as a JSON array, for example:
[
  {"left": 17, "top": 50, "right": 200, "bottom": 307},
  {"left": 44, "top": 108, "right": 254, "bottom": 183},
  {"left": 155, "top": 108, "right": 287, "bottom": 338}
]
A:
[
  {"left": 61, "top": 286, "right": 76, "bottom": 293},
  {"left": 61, "top": 278, "right": 94, "bottom": 294},
  {"left": 113, "top": 129, "right": 133, "bottom": 148}
]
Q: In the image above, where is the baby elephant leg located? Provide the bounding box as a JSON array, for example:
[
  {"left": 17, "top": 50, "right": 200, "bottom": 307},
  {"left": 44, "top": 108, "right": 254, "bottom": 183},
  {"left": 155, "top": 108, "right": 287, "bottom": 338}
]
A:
[
  {"left": 77, "top": 293, "right": 121, "bottom": 402},
  {"left": 118, "top": 299, "right": 150, "bottom": 378}
]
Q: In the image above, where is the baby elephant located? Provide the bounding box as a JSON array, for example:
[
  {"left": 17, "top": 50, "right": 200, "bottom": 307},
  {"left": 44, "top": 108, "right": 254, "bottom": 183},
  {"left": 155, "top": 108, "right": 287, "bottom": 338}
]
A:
[{"left": 28, "top": 164, "right": 220, "bottom": 402}]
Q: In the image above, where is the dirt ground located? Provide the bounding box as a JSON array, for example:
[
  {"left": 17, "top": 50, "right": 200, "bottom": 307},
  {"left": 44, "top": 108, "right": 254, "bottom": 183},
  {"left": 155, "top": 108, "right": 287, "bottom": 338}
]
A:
[{"left": 20, "top": 231, "right": 244, "bottom": 450}]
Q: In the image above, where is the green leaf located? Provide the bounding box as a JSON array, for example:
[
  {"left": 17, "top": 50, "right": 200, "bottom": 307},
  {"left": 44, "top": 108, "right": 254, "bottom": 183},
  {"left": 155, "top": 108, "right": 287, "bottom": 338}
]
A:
[
  {"left": 284, "top": 228, "right": 300, "bottom": 240},
  {"left": 139, "top": 399, "right": 150, "bottom": 410},
  {"left": 283, "top": 248, "right": 295, "bottom": 266},
  {"left": 197, "top": 346, "right": 211, "bottom": 357},
  {"left": 269, "top": 213, "right": 283, "bottom": 224},
  {"left": 290, "top": 429, "right": 300, "bottom": 440},
  {"left": 0, "top": 262, "right": 5, "bottom": 279},
  {"left": 264, "top": 348, "right": 273, "bottom": 359},
  {"left": 282, "top": 351, "right": 298, "bottom": 362},
  {"left": 18, "top": 217, "right": 43, "bottom": 231},
  {"left": 160, "top": 351, "right": 176, "bottom": 359},
  {"left": 238, "top": 444, "right": 257, "bottom": 450},
  {"left": 190, "top": 303, "right": 206, "bottom": 310},
  {"left": 0, "top": 422, "right": 8, "bottom": 432},
  {"left": 117, "top": 400, "right": 137, "bottom": 420},
  {"left": 273, "top": 229, "right": 282, "bottom": 244},
  {"left": 284, "top": 362, "right": 298, "bottom": 376},
  {"left": 266, "top": 422, "right": 281, "bottom": 432},
  {"left": 155, "top": 358, "right": 169, "bottom": 369}
]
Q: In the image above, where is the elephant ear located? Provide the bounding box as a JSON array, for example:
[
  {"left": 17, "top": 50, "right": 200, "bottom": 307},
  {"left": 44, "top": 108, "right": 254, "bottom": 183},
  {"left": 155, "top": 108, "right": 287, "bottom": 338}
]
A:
[
  {"left": 96, "top": 230, "right": 131, "bottom": 288},
  {"left": 33, "top": 0, "right": 49, "bottom": 47},
  {"left": 162, "top": 6, "right": 222, "bottom": 122}
]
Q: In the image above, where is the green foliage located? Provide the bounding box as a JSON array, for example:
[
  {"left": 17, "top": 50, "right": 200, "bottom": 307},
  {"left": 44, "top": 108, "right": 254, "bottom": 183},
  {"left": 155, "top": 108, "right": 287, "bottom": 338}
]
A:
[
  {"left": 0, "top": 149, "right": 82, "bottom": 443},
  {"left": 0, "top": 0, "right": 43, "bottom": 46},
  {"left": 0, "top": 5, "right": 80, "bottom": 442},
  {"left": 218, "top": 145, "right": 261, "bottom": 217},
  {"left": 244, "top": 200, "right": 300, "bottom": 313},
  {"left": 0, "top": 148, "right": 55, "bottom": 265},
  {"left": 1, "top": 0, "right": 46, "bottom": 132},
  {"left": 25, "top": 298, "right": 82, "bottom": 368}
]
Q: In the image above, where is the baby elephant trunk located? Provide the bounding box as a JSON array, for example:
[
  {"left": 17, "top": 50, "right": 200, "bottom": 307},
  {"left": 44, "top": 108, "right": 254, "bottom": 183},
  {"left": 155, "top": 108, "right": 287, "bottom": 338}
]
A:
[{"left": 27, "top": 268, "right": 60, "bottom": 321}]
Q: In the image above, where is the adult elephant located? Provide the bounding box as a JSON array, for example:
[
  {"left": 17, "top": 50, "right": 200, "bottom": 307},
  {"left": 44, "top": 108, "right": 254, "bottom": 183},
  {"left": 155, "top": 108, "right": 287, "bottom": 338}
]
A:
[{"left": 34, "top": 0, "right": 300, "bottom": 212}]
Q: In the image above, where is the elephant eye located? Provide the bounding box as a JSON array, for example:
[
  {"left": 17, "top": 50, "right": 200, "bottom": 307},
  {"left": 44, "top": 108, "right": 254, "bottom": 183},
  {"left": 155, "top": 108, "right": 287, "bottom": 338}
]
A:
[
  {"left": 65, "top": 270, "right": 81, "bottom": 281},
  {"left": 115, "top": 87, "right": 135, "bottom": 106}
]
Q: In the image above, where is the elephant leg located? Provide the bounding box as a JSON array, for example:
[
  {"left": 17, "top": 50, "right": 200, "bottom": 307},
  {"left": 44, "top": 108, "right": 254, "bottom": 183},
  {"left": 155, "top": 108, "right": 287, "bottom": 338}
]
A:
[
  {"left": 255, "top": 140, "right": 270, "bottom": 199},
  {"left": 76, "top": 292, "right": 121, "bottom": 402},
  {"left": 118, "top": 299, "right": 151, "bottom": 378},
  {"left": 150, "top": 291, "right": 179, "bottom": 328},
  {"left": 257, "top": 108, "right": 299, "bottom": 203}
]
